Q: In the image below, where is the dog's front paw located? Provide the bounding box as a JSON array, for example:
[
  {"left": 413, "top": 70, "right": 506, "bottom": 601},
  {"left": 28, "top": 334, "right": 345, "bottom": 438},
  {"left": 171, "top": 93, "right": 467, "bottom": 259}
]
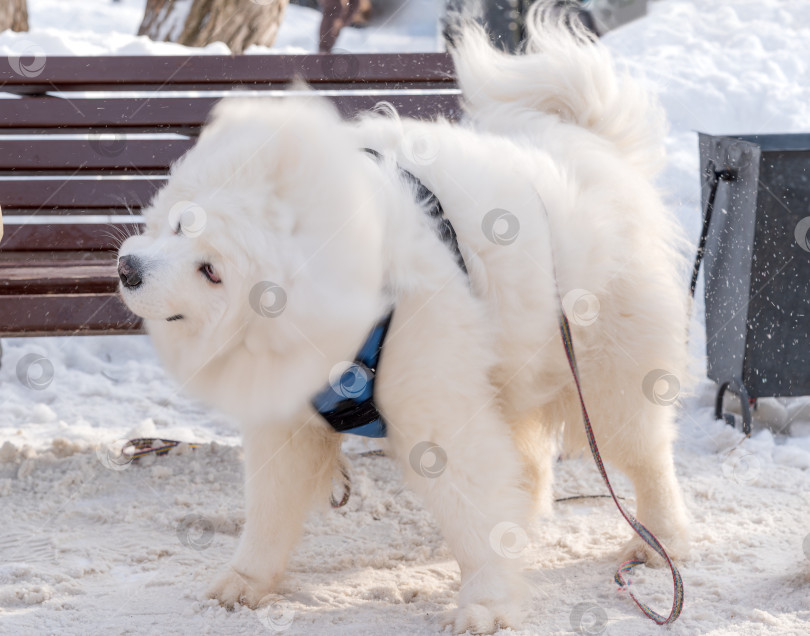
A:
[
  {"left": 445, "top": 601, "right": 522, "bottom": 635},
  {"left": 207, "top": 566, "right": 276, "bottom": 609},
  {"left": 445, "top": 573, "right": 527, "bottom": 635}
]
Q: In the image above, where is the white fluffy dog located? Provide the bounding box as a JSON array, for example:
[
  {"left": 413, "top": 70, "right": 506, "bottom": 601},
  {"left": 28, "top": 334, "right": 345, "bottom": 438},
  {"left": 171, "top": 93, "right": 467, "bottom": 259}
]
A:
[{"left": 118, "top": 6, "right": 690, "bottom": 633}]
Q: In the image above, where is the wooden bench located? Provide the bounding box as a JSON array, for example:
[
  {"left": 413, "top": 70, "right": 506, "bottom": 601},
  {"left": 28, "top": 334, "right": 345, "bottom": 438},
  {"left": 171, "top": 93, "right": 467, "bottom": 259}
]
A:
[{"left": 0, "top": 53, "right": 459, "bottom": 338}]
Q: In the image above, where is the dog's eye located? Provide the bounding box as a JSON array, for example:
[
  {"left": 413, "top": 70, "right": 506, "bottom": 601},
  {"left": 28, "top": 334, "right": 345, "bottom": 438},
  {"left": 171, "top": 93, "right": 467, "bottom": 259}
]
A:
[
  {"left": 200, "top": 263, "right": 221, "bottom": 284},
  {"left": 174, "top": 224, "right": 182, "bottom": 236}
]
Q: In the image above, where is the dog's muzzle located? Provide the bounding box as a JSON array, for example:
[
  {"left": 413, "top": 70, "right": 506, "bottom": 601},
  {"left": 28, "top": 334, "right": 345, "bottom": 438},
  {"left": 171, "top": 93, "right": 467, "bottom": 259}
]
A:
[{"left": 118, "top": 255, "right": 144, "bottom": 289}]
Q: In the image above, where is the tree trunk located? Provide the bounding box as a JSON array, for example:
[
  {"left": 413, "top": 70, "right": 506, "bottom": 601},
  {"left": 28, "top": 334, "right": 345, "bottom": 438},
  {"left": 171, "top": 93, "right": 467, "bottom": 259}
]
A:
[
  {"left": 0, "top": 0, "right": 29, "bottom": 32},
  {"left": 139, "top": 0, "right": 289, "bottom": 54}
]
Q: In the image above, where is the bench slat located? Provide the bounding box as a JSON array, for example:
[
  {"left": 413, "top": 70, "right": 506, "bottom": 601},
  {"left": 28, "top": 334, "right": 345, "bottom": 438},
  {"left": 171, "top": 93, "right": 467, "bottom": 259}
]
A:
[
  {"left": 0, "top": 223, "right": 141, "bottom": 251},
  {"left": 0, "top": 262, "right": 118, "bottom": 294},
  {"left": 0, "top": 54, "right": 455, "bottom": 94},
  {"left": 0, "top": 179, "right": 162, "bottom": 210},
  {"left": 0, "top": 97, "right": 215, "bottom": 131},
  {"left": 0, "top": 139, "right": 192, "bottom": 172},
  {"left": 0, "top": 293, "right": 141, "bottom": 336},
  {"left": 0, "top": 94, "right": 460, "bottom": 131}
]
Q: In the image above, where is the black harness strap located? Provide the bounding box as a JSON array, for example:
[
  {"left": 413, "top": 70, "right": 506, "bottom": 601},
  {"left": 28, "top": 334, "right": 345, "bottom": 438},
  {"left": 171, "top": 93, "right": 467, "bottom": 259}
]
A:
[{"left": 363, "top": 147, "right": 468, "bottom": 275}]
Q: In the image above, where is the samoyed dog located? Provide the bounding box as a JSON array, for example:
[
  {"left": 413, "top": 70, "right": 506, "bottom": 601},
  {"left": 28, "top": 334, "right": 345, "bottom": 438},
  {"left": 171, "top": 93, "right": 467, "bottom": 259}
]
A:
[{"left": 118, "top": 5, "right": 690, "bottom": 633}]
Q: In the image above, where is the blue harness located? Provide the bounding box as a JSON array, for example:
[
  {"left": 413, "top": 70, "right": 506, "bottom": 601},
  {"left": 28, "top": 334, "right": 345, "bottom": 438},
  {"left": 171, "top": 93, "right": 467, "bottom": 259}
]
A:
[
  {"left": 311, "top": 313, "right": 392, "bottom": 438},
  {"left": 311, "top": 148, "right": 467, "bottom": 438}
]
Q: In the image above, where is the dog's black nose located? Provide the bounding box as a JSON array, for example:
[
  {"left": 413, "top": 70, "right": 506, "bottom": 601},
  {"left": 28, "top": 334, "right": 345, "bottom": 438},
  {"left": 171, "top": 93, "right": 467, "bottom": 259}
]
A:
[{"left": 118, "top": 255, "right": 143, "bottom": 289}]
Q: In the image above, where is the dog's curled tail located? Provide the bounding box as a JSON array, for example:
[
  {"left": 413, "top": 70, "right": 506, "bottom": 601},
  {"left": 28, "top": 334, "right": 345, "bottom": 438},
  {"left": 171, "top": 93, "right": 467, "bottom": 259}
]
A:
[{"left": 450, "top": 1, "right": 665, "bottom": 176}]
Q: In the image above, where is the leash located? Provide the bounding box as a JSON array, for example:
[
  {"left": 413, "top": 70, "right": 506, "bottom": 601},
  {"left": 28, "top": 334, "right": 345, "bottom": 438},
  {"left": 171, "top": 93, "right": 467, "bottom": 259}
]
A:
[
  {"left": 558, "top": 316, "right": 684, "bottom": 624},
  {"left": 124, "top": 437, "right": 201, "bottom": 460},
  {"left": 120, "top": 437, "right": 358, "bottom": 511},
  {"left": 536, "top": 187, "right": 683, "bottom": 624}
]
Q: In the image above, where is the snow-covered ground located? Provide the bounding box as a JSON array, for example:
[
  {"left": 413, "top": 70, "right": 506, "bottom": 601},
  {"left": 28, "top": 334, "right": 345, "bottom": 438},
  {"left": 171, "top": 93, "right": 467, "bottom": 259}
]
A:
[
  {"left": 0, "top": 0, "right": 442, "bottom": 55},
  {"left": 2, "top": 0, "right": 810, "bottom": 634}
]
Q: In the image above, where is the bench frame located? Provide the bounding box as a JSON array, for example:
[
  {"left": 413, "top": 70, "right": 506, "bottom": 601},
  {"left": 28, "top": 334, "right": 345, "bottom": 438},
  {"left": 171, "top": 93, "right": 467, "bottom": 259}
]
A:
[{"left": 0, "top": 53, "right": 459, "bottom": 338}]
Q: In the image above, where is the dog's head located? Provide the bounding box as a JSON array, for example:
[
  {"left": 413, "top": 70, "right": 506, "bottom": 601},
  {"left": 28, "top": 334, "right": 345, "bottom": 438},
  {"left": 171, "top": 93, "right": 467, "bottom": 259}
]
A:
[{"left": 118, "top": 97, "right": 387, "bottom": 422}]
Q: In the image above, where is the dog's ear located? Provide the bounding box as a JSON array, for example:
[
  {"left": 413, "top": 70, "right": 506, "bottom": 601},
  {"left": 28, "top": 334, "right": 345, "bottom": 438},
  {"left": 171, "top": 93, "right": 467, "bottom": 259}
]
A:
[
  {"left": 280, "top": 89, "right": 343, "bottom": 124},
  {"left": 262, "top": 95, "right": 348, "bottom": 194},
  {"left": 207, "top": 91, "right": 342, "bottom": 129},
  {"left": 288, "top": 76, "right": 312, "bottom": 94},
  {"left": 202, "top": 93, "right": 345, "bottom": 193}
]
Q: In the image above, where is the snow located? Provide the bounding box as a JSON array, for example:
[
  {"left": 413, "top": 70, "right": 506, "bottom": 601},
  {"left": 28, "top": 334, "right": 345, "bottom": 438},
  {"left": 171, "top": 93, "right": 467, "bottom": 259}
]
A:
[
  {"left": 0, "top": 0, "right": 441, "bottom": 56},
  {"left": 2, "top": 0, "right": 810, "bottom": 634}
]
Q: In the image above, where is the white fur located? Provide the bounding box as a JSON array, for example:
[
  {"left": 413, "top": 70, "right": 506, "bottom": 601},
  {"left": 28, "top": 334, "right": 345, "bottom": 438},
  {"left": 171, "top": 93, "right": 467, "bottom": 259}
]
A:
[{"left": 119, "top": 6, "right": 690, "bottom": 634}]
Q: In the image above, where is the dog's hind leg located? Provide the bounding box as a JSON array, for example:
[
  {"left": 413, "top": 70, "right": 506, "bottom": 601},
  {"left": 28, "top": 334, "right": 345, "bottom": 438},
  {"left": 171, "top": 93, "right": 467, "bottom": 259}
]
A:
[
  {"left": 208, "top": 420, "right": 340, "bottom": 608},
  {"left": 387, "top": 403, "right": 531, "bottom": 634},
  {"left": 378, "top": 300, "right": 532, "bottom": 634},
  {"left": 606, "top": 410, "right": 690, "bottom": 565},
  {"left": 563, "top": 390, "right": 690, "bottom": 565}
]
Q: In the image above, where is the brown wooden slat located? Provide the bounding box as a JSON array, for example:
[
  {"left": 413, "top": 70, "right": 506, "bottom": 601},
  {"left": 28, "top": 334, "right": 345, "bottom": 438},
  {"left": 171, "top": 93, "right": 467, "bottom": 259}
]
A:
[
  {"left": 0, "top": 267, "right": 118, "bottom": 294},
  {"left": 0, "top": 251, "right": 121, "bottom": 293},
  {"left": 0, "top": 179, "right": 163, "bottom": 210},
  {"left": 0, "top": 223, "right": 141, "bottom": 251},
  {"left": 0, "top": 251, "right": 115, "bottom": 266},
  {"left": 0, "top": 139, "right": 192, "bottom": 171},
  {"left": 0, "top": 293, "right": 142, "bottom": 336},
  {"left": 0, "top": 97, "right": 217, "bottom": 130},
  {"left": 0, "top": 54, "right": 455, "bottom": 94},
  {"left": 331, "top": 93, "right": 462, "bottom": 120},
  {"left": 0, "top": 93, "right": 460, "bottom": 131}
]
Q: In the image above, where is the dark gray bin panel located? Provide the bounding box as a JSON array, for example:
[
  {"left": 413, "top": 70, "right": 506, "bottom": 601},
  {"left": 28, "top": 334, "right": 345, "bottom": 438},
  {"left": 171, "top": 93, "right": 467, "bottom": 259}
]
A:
[{"left": 699, "top": 133, "right": 810, "bottom": 401}]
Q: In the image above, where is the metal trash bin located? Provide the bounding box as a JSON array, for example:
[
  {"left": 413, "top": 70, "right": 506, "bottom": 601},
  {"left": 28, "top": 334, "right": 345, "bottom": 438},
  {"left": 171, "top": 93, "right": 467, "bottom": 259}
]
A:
[{"left": 696, "top": 133, "right": 810, "bottom": 434}]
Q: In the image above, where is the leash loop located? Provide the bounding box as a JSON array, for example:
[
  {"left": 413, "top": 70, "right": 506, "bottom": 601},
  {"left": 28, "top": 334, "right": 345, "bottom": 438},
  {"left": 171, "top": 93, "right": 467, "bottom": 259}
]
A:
[{"left": 123, "top": 437, "right": 201, "bottom": 460}]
